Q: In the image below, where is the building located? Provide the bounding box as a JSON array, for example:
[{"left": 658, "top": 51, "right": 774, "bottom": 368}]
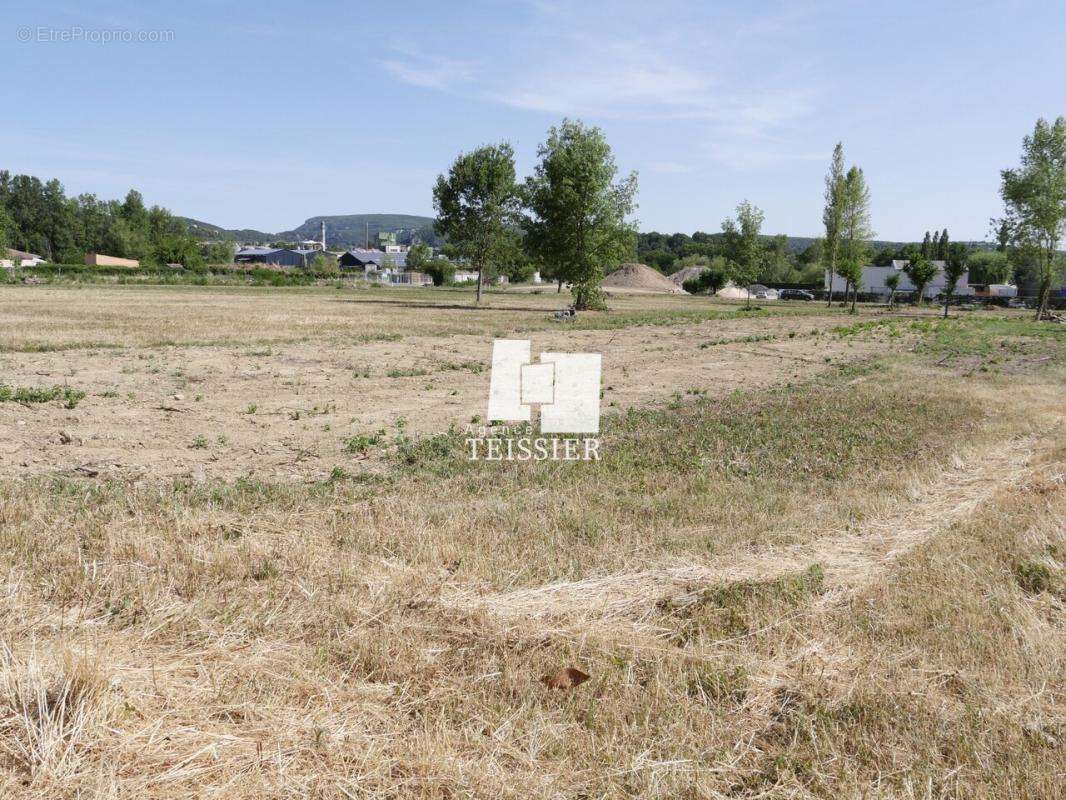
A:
[
  {"left": 234, "top": 247, "right": 320, "bottom": 268},
  {"left": 86, "top": 253, "right": 139, "bottom": 268},
  {"left": 338, "top": 249, "right": 407, "bottom": 271},
  {"left": 825, "top": 260, "right": 972, "bottom": 300},
  {"left": 5, "top": 248, "right": 46, "bottom": 267}
]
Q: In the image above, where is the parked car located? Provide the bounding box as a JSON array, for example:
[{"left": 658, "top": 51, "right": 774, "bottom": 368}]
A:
[
  {"left": 1007, "top": 297, "right": 1029, "bottom": 309},
  {"left": 747, "top": 284, "right": 779, "bottom": 300},
  {"left": 779, "top": 289, "right": 815, "bottom": 301}
]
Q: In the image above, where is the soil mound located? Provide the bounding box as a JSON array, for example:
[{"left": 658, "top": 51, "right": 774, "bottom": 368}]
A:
[{"left": 603, "top": 263, "right": 686, "bottom": 294}]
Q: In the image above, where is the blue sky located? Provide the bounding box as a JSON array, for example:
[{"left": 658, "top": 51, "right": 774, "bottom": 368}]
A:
[{"left": 2, "top": 0, "right": 1062, "bottom": 240}]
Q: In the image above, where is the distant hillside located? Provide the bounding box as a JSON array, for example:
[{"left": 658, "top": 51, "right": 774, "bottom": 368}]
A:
[
  {"left": 180, "top": 214, "right": 441, "bottom": 248},
  {"left": 278, "top": 214, "right": 441, "bottom": 248},
  {"left": 179, "top": 218, "right": 275, "bottom": 243}
]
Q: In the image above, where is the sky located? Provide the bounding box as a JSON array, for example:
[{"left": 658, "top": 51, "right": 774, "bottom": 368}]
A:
[{"left": 2, "top": 0, "right": 1063, "bottom": 240}]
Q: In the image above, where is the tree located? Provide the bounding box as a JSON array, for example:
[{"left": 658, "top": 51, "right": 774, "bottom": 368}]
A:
[
  {"left": 763, "top": 233, "right": 793, "bottom": 282},
  {"left": 938, "top": 228, "right": 949, "bottom": 260},
  {"left": 681, "top": 265, "right": 726, "bottom": 295},
  {"left": 966, "top": 250, "right": 1012, "bottom": 285},
  {"left": 205, "top": 241, "right": 235, "bottom": 264},
  {"left": 723, "top": 201, "right": 765, "bottom": 308},
  {"left": 998, "top": 117, "right": 1066, "bottom": 319},
  {"left": 822, "top": 143, "right": 846, "bottom": 307},
  {"left": 885, "top": 271, "right": 900, "bottom": 308},
  {"left": 433, "top": 143, "right": 521, "bottom": 303},
  {"left": 941, "top": 242, "right": 968, "bottom": 317},
  {"left": 904, "top": 257, "right": 938, "bottom": 304},
  {"left": 838, "top": 258, "right": 864, "bottom": 312},
  {"left": 310, "top": 253, "right": 339, "bottom": 277},
  {"left": 406, "top": 243, "right": 432, "bottom": 271},
  {"left": 523, "top": 119, "right": 638, "bottom": 310},
  {"left": 0, "top": 204, "right": 12, "bottom": 252},
  {"left": 839, "top": 166, "right": 874, "bottom": 312},
  {"left": 424, "top": 260, "right": 457, "bottom": 286},
  {"left": 643, "top": 249, "right": 677, "bottom": 273},
  {"left": 921, "top": 231, "right": 931, "bottom": 258}
]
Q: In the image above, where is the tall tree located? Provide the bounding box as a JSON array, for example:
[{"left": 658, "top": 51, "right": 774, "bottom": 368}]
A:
[
  {"left": 723, "top": 201, "right": 765, "bottom": 308},
  {"left": 839, "top": 166, "right": 874, "bottom": 312},
  {"left": 0, "top": 204, "right": 13, "bottom": 252},
  {"left": 433, "top": 143, "right": 521, "bottom": 303},
  {"left": 999, "top": 117, "right": 1066, "bottom": 319},
  {"left": 822, "top": 143, "right": 846, "bottom": 307},
  {"left": 921, "top": 231, "right": 931, "bottom": 258},
  {"left": 941, "top": 242, "right": 968, "bottom": 318},
  {"left": 523, "top": 119, "right": 638, "bottom": 310},
  {"left": 938, "top": 228, "right": 949, "bottom": 260}
]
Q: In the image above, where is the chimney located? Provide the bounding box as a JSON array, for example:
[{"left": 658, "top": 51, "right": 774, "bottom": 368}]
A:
[{"left": 320, "top": 221, "right": 326, "bottom": 251}]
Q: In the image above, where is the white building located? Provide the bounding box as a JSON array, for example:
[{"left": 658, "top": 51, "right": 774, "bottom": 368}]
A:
[
  {"left": 825, "top": 260, "right": 972, "bottom": 300},
  {"left": 5, "top": 248, "right": 46, "bottom": 267}
]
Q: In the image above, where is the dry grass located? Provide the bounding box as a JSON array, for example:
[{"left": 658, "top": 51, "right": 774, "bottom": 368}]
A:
[{"left": 0, "top": 286, "right": 1063, "bottom": 797}]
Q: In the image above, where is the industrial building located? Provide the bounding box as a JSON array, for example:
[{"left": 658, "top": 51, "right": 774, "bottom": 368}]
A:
[
  {"left": 825, "top": 260, "right": 972, "bottom": 300},
  {"left": 86, "top": 253, "right": 139, "bottom": 268},
  {"left": 337, "top": 249, "right": 407, "bottom": 271},
  {"left": 234, "top": 247, "right": 322, "bottom": 268}
]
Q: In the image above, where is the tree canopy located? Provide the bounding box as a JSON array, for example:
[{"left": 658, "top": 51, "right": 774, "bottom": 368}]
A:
[
  {"left": 523, "top": 120, "right": 637, "bottom": 310},
  {"left": 998, "top": 116, "right": 1066, "bottom": 318},
  {"left": 432, "top": 143, "right": 521, "bottom": 303},
  {"left": 0, "top": 172, "right": 203, "bottom": 267}
]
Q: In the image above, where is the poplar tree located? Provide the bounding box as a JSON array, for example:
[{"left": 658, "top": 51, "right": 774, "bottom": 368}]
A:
[{"left": 821, "top": 143, "right": 846, "bottom": 307}]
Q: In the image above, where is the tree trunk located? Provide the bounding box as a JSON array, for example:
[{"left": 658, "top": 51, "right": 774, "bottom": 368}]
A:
[
  {"left": 557, "top": 278, "right": 563, "bottom": 294},
  {"left": 475, "top": 267, "right": 483, "bottom": 303},
  {"left": 943, "top": 294, "right": 950, "bottom": 318},
  {"left": 1036, "top": 248, "right": 1052, "bottom": 320}
]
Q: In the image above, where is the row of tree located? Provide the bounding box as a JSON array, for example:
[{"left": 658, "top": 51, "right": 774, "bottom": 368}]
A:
[
  {"left": 0, "top": 172, "right": 215, "bottom": 267},
  {"left": 432, "top": 119, "right": 637, "bottom": 308}
]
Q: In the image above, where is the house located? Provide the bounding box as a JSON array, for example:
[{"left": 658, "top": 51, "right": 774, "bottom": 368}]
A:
[
  {"left": 825, "top": 260, "right": 972, "bottom": 300},
  {"left": 234, "top": 247, "right": 320, "bottom": 268},
  {"left": 86, "top": 253, "right": 139, "bottom": 268},
  {"left": 6, "top": 248, "right": 46, "bottom": 267},
  {"left": 452, "top": 270, "right": 478, "bottom": 283}
]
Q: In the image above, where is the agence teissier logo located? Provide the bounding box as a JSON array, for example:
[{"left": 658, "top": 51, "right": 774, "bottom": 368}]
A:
[{"left": 466, "top": 339, "right": 602, "bottom": 461}]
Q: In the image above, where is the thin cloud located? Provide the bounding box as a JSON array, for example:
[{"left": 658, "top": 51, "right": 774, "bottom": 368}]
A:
[{"left": 381, "top": 54, "right": 476, "bottom": 90}]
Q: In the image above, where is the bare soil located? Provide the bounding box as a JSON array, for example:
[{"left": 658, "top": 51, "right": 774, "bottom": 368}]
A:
[{"left": 0, "top": 287, "right": 899, "bottom": 482}]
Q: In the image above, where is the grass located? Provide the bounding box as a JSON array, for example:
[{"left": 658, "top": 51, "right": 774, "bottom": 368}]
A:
[
  {"left": 0, "top": 295, "right": 1062, "bottom": 797},
  {"left": 0, "top": 384, "right": 85, "bottom": 408}
]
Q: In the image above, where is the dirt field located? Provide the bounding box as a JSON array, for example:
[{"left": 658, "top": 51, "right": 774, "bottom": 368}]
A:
[
  {"left": 1, "top": 285, "right": 900, "bottom": 482},
  {"left": 1, "top": 283, "right": 1063, "bottom": 799}
]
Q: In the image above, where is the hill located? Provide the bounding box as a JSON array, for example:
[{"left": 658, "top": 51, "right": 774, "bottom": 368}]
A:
[
  {"left": 180, "top": 218, "right": 275, "bottom": 243},
  {"left": 180, "top": 214, "right": 441, "bottom": 248},
  {"left": 278, "top": 214, "right": 440, "bottom": 248}
]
